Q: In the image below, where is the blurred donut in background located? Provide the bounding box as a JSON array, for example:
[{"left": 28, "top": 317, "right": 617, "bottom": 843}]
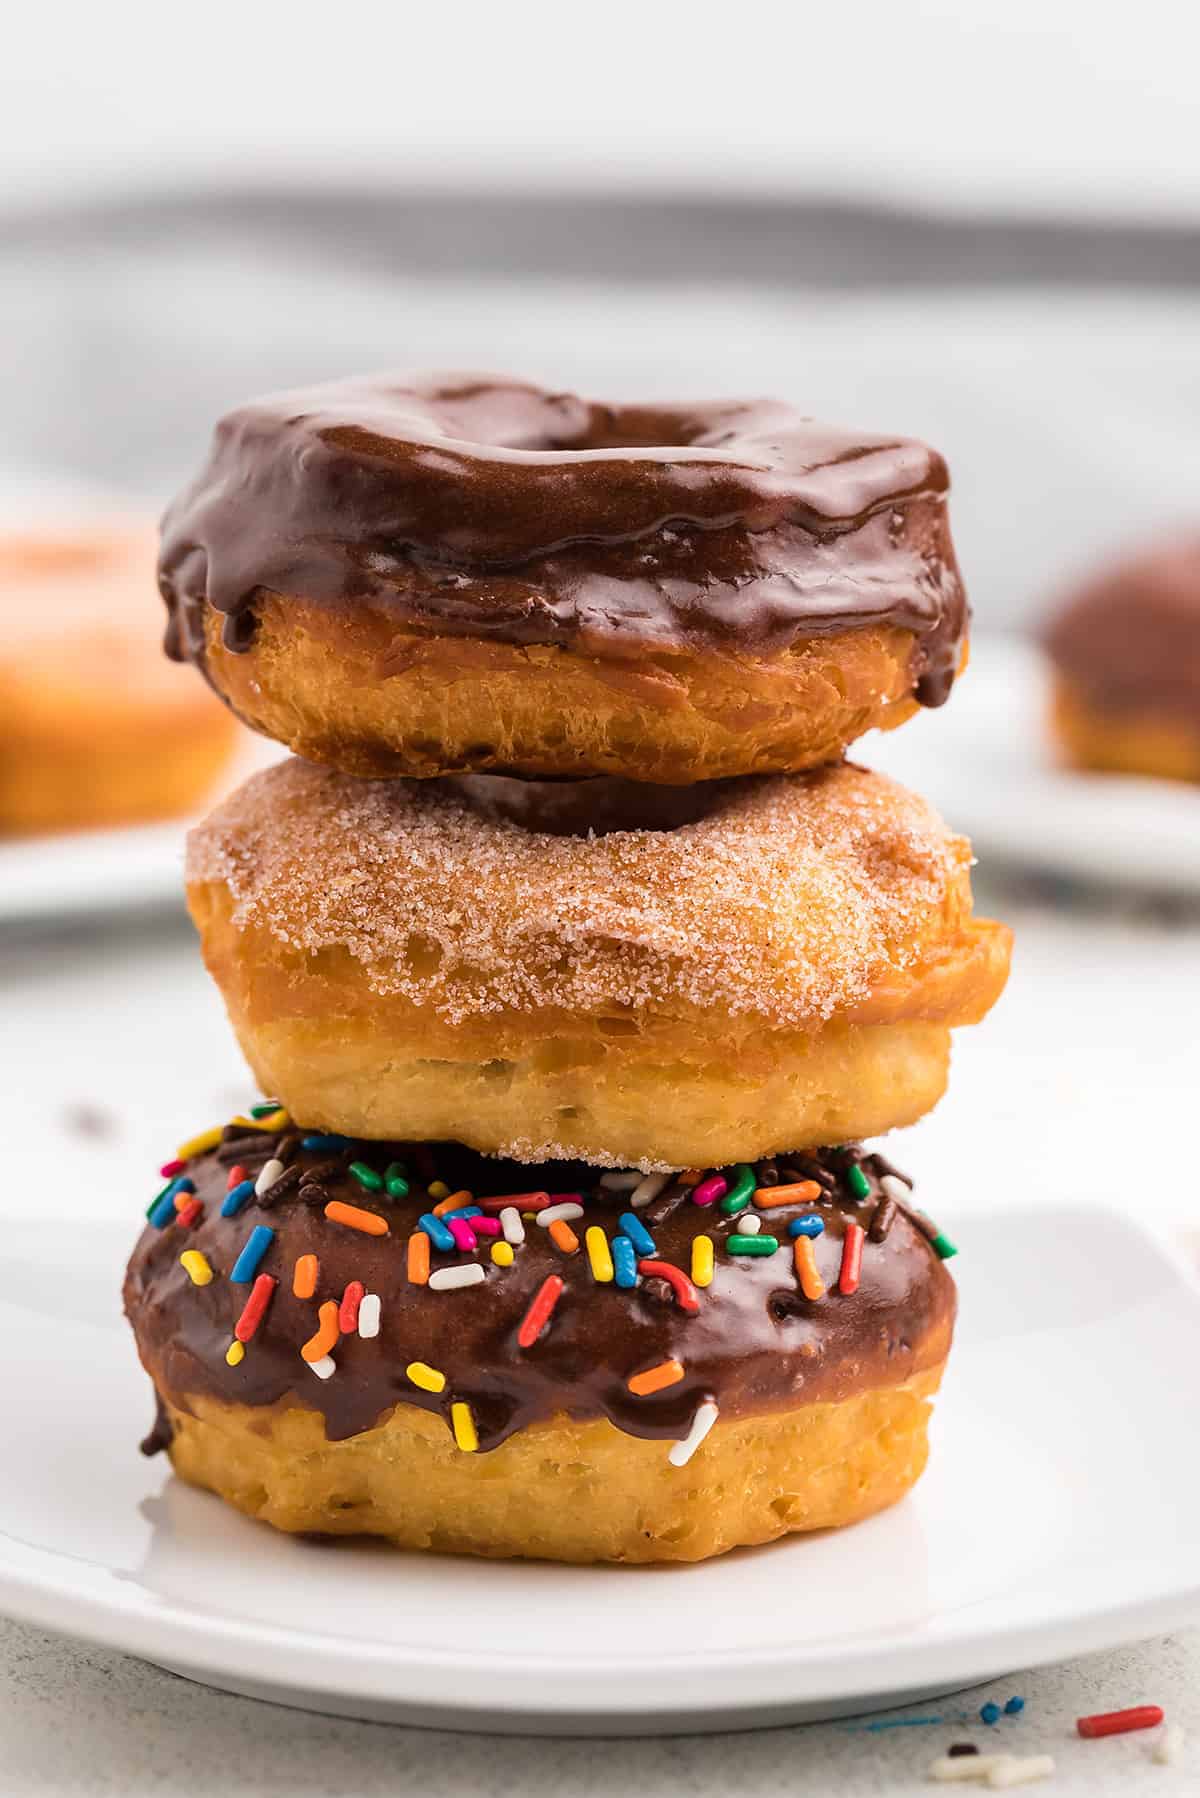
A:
[
  {"left": 0, "top": 526, "right": 240, "bottom": 834},
  {"left": 1043, "top": 534, "right": 1200, "bottom": 784}
]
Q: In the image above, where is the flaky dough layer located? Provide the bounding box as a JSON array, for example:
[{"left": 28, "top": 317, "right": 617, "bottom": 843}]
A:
[{"left": 156, "top": 1369, "right": 945, "bottom": 1564}]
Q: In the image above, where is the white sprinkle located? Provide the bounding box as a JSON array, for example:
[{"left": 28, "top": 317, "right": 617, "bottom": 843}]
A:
[
  {"left": 308, "top": 1354, "right": 336, "bottom": 1381},
  {"left": 631, "top": 1172, "right": 670, "bottom": 1209},
  {"left": 985, "top": 1756, "right": 1054, "bottom": 1790},
  {"left": 879, "top": 1172, "right": 913, "bottom": 1204},
  {"left": 537, "top": 1203, "right": 585, "bottom": 1227},
  {"left": 358, "top": 1293, "right": 381, "bottom": 1338},
  {"left": 668, "top": 1400, "right": 719, "bottom": 1468},
  {"left": 739, "top": 1213, "right": 763, "bottom": 1235},
  {"left": 599, "top": 1171, "right": 641, "bottom": 1192},
  {"left": 255, "top": 1157, "right": 284, "bottom": 1196},
  {"left": 928, "top": 1757, "right": 1015, "bottom": 1784},
  {"left": 1154, "top": 1724, "right": 1185, "bottom": 1766},
  {"left": 500, "top": 1206, "right": 525, "bottom": 1245},
  {"left": 429, "top": 1264, "right": 486, "bottom": 1292}
]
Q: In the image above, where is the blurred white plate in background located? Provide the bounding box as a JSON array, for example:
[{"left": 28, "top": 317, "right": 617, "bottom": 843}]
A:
[
  {"left": 867, "top": 637, "right": 1200, "bottom": 894},
  {"left": 0, "top": 736, "right": 282, "bottom": 929}
]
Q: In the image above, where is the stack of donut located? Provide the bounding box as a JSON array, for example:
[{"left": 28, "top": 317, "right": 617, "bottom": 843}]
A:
[{"left": 124, "top": 374, "right": 1011, "bottom": 1563}]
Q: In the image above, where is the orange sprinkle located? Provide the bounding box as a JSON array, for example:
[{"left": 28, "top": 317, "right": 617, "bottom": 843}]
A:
[
  {"left": 292, "top": 1253, "right": 318, "bottom": 1299},
  {"left": 755, "top": 1181, "right": 821, "bottom": 1207},
  {"left": 677, "top": 1169, "right": 703, "bottom": 1188},
  {"left": 300, "top": 1300, "right": 339, "bottom": 1364},
  {"left": 548, "top": 1218, "right": 580, "bottom": 1255},
  {"left": 324, "top": 1199, "right": 388, "bottom": 1237},
  {"left": 433, "top": 1188, "right": 473, "bottom": 1217},
  {"left": 407, "top": 1231, "right": 430, "bottom": 1285},
  {"left": 628, "top": 1358, "right": 686, "bottom": 1397},
  {"left": 793, "top": 1235, "right": 825, "bottom": 1300}
]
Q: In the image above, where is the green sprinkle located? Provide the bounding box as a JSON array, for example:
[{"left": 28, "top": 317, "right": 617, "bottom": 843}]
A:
[
  {"left": 384, "top": 1162, "right": 410, "bottom": 1199},
  {"left": 349, "top": 1161, "right": 384, "bottom": 1192},
  {"left": 727, "top": 1234, "right": 779, "bottom": 1256},
  {"left": 932, "top": 1232, "right": 958, "bottom": 1260},
  {"left": 719, "top": 1164, "right": 757, "bottom": 1216},
  {"left": 846, "top": 1163, "right": 871, "bottom": 1201},
  {"left": 146, "top": 1178, "right": 178, "bottom": 1219},
  {"left": 250, "top": 1099, "right": 282, "bottom": 1119}
]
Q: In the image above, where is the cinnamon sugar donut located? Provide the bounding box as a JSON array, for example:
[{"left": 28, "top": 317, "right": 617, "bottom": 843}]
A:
[
  {"left": 126, "top": 1125, "right": 956, "bottom": 1563},
  {"left": 1044, "top": 535, "right": 1200, "bottom": 782},
  {"left": 160, "top": 374, "right": 969, "bottom": 784},
  {"left": 1, "top": 527, "right": 238, "bottom": 834},
  {"left": 186, "top": 759, "right": 1011, "bottom": 1169}
]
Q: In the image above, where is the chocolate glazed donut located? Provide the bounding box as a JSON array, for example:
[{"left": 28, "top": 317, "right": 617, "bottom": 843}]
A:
[{"left": 159, "top": 373, "right": 969, "bottom": 783}]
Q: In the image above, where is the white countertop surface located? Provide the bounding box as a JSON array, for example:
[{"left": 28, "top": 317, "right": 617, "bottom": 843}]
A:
[{"left": 2, "top": 875, "right": 1198, "bottom": 1792}]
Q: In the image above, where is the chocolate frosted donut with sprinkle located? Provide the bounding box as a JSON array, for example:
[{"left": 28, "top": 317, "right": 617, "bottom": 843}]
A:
[
  {"left": 160, "top": 372, "right": 969, "bottom": 783},
  {"left": 125, "top": 1119, "right": 956, "bottom": 1563},
  {"left": 185, "top": 757, "right": 1011, "bottom": 1170}
]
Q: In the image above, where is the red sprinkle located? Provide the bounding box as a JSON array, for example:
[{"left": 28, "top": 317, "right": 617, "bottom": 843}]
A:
[
  {"left": 1077, "top": 1706, "right": 1164, "bottom": 1739},
  {"left": 226, "top": 1164, "right": 248, "bottom": 1191},
  {"left": 176, "top": 1198, "right": 203, "bottom": 1229},
  {"left": 479, "top": 1191, "right": 550, "bottom": 1212},
  {"left": 234, "top": 1274, "right": 277, "bottom": 1343},
  {"left": 517, "top": 1274, "right": 565, "bottom": 1349},
  {"left": 637, "top": 1258, "right": 700, "bottom": 1314},
  {"left": 338, "top": 1280, "right": 365, "bottom": 1333},
  {"left": 838, "top": 1222, "right": 865, "bottom": 1295},
  {"left": 159, "top": 1158, "right": 186, "bottom": 1179}
]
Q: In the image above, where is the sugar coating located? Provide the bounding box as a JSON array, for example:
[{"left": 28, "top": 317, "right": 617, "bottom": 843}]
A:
[{"left": 186, "top": 759, "right": 974, "bottom": 1030}]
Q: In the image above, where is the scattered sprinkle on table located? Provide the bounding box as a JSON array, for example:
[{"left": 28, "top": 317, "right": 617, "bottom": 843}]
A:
[
  {"left": 1077, "top": 1704, "right": 1163, "bottom": 1738},
  {"left": 1153, "top": 1723, "right": 1185, "bottom": 1766}
]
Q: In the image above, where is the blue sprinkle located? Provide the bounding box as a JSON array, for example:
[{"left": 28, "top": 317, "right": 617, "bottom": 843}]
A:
[
  {"left": 1004, "top": 1697, "right": 1025, "bottom": 1716},
  {"left": 788, "top": 1214, "right": 825, "bottom": 1238},
  {"left": 442, "top": 1205, "right": 482, "bottom": 1221},
  {"left": 418, "top": 1213, "right": 455, "bottom": 1252},
  {"left": 618, "top": 1213, "right": 656, "bottom": 1258},
  {"left": 612, "top": 1235, "right": 639, "bottom": 1288},
  {"left": 980, "top": 1703, "right": 1002, "bottom": 1726},
  {"left": 220, "top": 1179, "right": 256, "bottom": 1218},
  {"left": 301, "top": 1133, "right": 351, "bottom": 1151},
  {"left": 148, "top": 1188, "right": 181, "bottom": 1229},
  {"left": 230, "top": 1225, "right": 275, "bottom": 1284}
]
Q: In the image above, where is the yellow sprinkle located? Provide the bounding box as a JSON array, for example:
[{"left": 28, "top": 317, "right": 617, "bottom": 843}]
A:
[
  {"left": 225, "top": 1340, "right": 245, "bottom": 1366},
  {"left": 451, "top": 1401, "right": 478, "bottom": 1453},
  {"left": 491, "top": 1241, "right": 515, "bottom": 1267},
  {"left": 692, "top": 1234, "right": 715, "bottom": 1288},
  {"left": 427, "top": 1180, "right": 450, "bottom": 1200},
  {"left": 406, "top": 1361, "right": 446, "bottom": 1394},
  {"left": 175, "top": 1125, "right": 223, "bottom": 1160},
  {"left": 179, "top": 1250, "right": 213, "bottom": 1286},
  {"left": 235, "top": 1107, "right": 289, "bottom": 1132},
  {"left": 585, "top": 1225, "right": 614, "bottom": 1283}
]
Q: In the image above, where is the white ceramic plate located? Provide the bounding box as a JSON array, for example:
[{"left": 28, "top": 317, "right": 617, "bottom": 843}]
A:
[
  {"left": 1, "top": 1203, "right": 1198, "bottom": 1733},
  {"left": 0, "top": 737, "right": 284, "bottom": 929},
  {"left": 866, "top": 638, "right": 1200, "bottom": 895}
]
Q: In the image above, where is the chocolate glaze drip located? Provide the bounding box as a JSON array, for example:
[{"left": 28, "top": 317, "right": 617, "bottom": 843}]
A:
[
  {"left": 159, "top": 373, "right": 968, "bottom": 706},
  {"left": 1044, "top": 534, "right": 1200, "bottom": 720},
  {"left": 124, "top": 1135, "right": 954, "bottom": 1454}
]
